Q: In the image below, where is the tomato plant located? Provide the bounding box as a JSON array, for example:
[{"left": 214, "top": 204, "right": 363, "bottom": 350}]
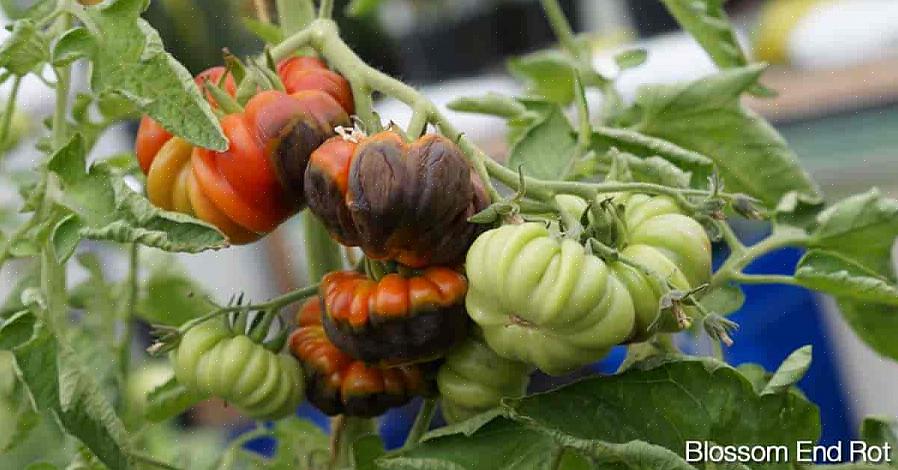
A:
[{"left": 0, "top": 0, "right": 897, "bottom": 469}]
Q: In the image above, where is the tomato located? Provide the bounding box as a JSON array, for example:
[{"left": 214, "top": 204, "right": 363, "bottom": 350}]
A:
[
  {"left": 436, "top": 335, "right": 531, "bottom": 423},
  {"left": 465, "top": 194, "right": 711, "bottom": 375},
  {"left": 135, "top": 60, "right": 352, "bottom": 244},
  {"left": 169, "top": 318, "right": 304, "bottom": 420},
  {"left": 319, "top": 267, "right": 469, "bottom": 365},
  {"left": 278, "top": 56, "right": 354, "bottom": 114},
  {"left": 305, "top": 131, "right": 489, "bottom": 268},
  {"left": 289, "top": 298, "right": 433, "bottom": 417}
]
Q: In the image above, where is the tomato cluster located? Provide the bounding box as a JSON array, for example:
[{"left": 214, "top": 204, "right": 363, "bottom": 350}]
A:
[
  {"left": 150, "top": 53, "right": 713, "bottom": 422},
  {"left": 465, "top": 194, "right": 712, "bottom": 375},
  {"left": 135, "top": 58, "right": 353, "bottom": 243}
]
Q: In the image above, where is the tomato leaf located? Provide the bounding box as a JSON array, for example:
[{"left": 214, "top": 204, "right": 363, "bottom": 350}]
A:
[
  {"left": 84, "top": 0, "right": 226, "bottom": 150},
  {"left": 630, "top": 65, "right": 821, "bottom": 207},
  {"left": 808, "top": 189, "right": 898, "bottom": 280},
  {"left": 51, "top": 27, "right": 96, "bottom": 68},
  {"left": 241, "top": 17, "right": 284, "bottom": 45},
  {"left": 795, "top": 250, "right": 898, "bottom": 305},
  {"left": 46, "top": 135, "right": 227, "bottom": 252},
  {"left": 506, "top": 102, "right": 578, "bottom": 180},
  {"left": 698, "top": 283, "right": 745, "bottom": 316},
  {"left": 346, "top": 0, "right": 384, "bottom": 17},
  {"left": 860, "top": 416, "right": 898, "bottom": 456},
  {"left": 352, "top": 434, "right": 386, "bottom": 470},
  {"left": 380, "top": 416, "right": 582, "bottom": 470},
  {"left": 659, "top": 0, "right": 773, "bottom": 97},
  {"left": 507, "top": 51, "right": 579, "bottom": 106},
  {"left": 837, "top": 300, "right": 898, "bottom": 362},
  {"left": 773, "top": 190, "right": 825, "bottom": 237},
  {"left": 762, "top": 345, "right": 812, "bottom": 395},
  {"left": 502, "top": 356, "right": 820, "bottom": 467},
  {"left": 0, "top": 19, "right": 49, "bottom": 76},
  {"left": 269, "top": 417, "right": 331, "bottom": 469},
  {"left": 614, "top": 48, "right": 647, "bottom": 70},
  {"left": 447, "top": 93, "right": 529, "bottom": 120},
  {"left": 0, "top": 313, "right": 135, "bottom": 470},
  {"left": 605, "top": 151, "right": 692, "bottom": 188},
  {"left": 144, "top": 377, "right": 201, "bottom": 422},
  {"left": 591, "top": 126, "right": 712, "bottom": 180},
  {"left": 137, "top": 253, "right": 216, "bottom": 326}
]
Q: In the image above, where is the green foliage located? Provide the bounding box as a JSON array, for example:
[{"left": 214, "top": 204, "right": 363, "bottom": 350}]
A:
[
  {"left": 0, "top": 312, "right": 134, "bottom": 469},
  {"left": 614, "top": 49, "right": 647, "bottom": 70},
  {"left": 383, "top": 356, "right": 819, "bottom": 469},
  {"left": 506, "top": 100, "right": 578, "bottom": 180},
  {"left": 136, "top": 254, "right": 215, "bottom": 326},
  {"left": 0, "top": 19, "right": 48, "bottom": 76},
  {"left": 762, "top": 346, "right": 812, "bottom": 395},
  {"left": 82, "top": 0, "right": 226, "bottom": 151},
  {"left": 507, "top": 51, "right": 584, "bottom": 106},
  {"left": 627, "top": 65, "right": 820, "bottom": 206},
  {"left": 46, "top": 135, "right": 227, "bottom": 254}
]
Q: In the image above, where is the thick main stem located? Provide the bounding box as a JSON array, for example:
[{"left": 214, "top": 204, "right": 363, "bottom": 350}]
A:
[
  {"left": 116, "top": 244, "right": 139, "bottom": 414},
  {"left": 539, "top": 0, "right": 582, "bottom": 60},
  {"left": 0, "top": 75, "right": 22, "bottom": 151},
  {"left": 403, "top": 398, "right": 437, "bottom": 449},
  {"left": 302, "top": 210, "right": 344, "bottom": 282}
]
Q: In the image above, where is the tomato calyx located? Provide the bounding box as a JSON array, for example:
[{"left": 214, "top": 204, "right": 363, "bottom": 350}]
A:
[{"left": 224, "top": 308, "right": 290, "bottom": 352}]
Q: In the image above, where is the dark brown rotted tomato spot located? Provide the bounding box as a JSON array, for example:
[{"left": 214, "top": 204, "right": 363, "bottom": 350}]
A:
[
  {"left": 319, "top": 268, "right": 470, "bottom": 365},
  {"left": 348, "top": 133, "right": 487, "bottom": 267},
  {"left": 290, "top": 298, "right": 435, "bottom": 417},
  {"left": 304, "top": 131, "right": 488, "bottom": 268}
]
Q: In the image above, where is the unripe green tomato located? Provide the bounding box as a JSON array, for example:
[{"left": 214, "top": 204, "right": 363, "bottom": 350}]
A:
[
  {"left": 170, "top": 320, "right": 304, "bottom": 420},
  {"left": 465, "top": 222, "right": 636, "bottom": 375},
  {"left": 465, "top": 193, "right": 712, "bottom": 374},
  {"left": 437, "top": 336, "right": 531, "bottom": 423}
]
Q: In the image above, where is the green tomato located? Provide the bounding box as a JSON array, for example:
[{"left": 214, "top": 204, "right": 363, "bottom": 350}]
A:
[
  {"left": 437, "top": 335, "right": 531, "bottom": 423},
  {"left": 465, "top": 193, "right": 712, "bottom": 374},
  {"left": 465, "top": 222, "right": 636, "bottom": 375},
  {"left": 170, "top": 319, "right": 304, "bottom": 420}
]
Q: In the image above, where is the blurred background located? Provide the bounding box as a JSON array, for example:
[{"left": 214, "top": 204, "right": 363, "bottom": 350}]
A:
[{"left": 2, "top": 0, "right": 897, "bottom": 459}]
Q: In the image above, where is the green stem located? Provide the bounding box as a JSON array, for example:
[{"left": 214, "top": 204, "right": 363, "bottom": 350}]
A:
[
  {"left": 173, "top": 283, "right": 321, "bottom": 337},
  {"left": 539, "top": 0, "right": 582, "bottom": 60},
  {"left": 116, "top": 244, "right": 139, "bottom": 414},
  {"left": 130, "top": 452, "right": 182, "bottom": 470},
  {"left": 276, "top": 0, "right": 315, "bottom": 34},
  {"left": 51, "top": 57, "right": 71, "bottom": 150},
  {"left": 40, "top": 239, "right": 67, "bottom": 331},
  {"left": 711, "top": 232, "right": 808, "bottom": 288},
  {"left": 318, "top": 0, "right": 334, "bottom": 19},
  {"left": 403, "top": 398, "right": 437, "bottom": 449},
  {"left": 302, "top": 210, "right": 344, "bottom": 282},
  {"left": 730, "top": 273, "right": 801, "bottom": 286},
  {"left": 331, "top": 416, "right": 376, "bottom": 468},
  {"left": 0, "top": 75, "right": 22, "bottom": 150}
]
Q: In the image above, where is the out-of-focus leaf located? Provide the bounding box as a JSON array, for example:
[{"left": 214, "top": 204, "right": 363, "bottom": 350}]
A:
[
  {"left": 507, "top": 50, "right": 579, "bottom": 105},
  {"left": 615, "top": 48, "right": 647, "bottom": 70},
  {"left": 0, "top": 19, "right": 49, "bottom": 76}
]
